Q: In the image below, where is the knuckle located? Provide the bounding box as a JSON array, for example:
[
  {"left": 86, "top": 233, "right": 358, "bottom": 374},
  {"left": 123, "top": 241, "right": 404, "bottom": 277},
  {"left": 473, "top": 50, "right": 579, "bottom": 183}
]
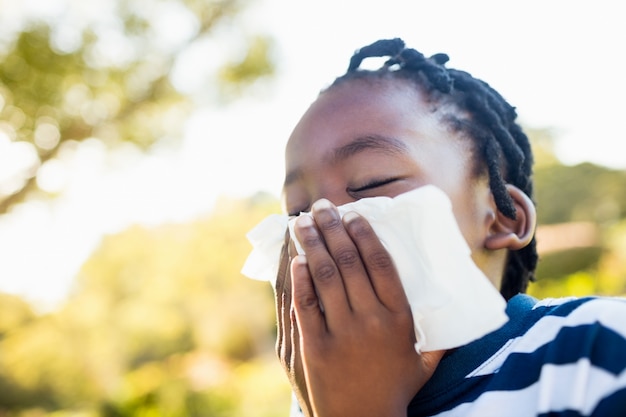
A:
[
  {"left": 277, "top": 340, "right": 298, "bottom": 376},
  {"left": 312, "top": 262, "right": 338, "bottom": 283},
  {"left": 318, "top": 215, "right": 343, "bottom": 232},
  {"left": 295, "top": 291, "right": 320, "bottom": 310},
  {"left": 334, "top": 247, "right": 360, "bottom": 269},
  {"left": 300, "top": 233, "right": 323, "bottom": 249},
  {"left": 275, "top": 266, "right": 292, "bottom": 296},
  {"left": 363, "top": 314, "right": 386, "bottom": 333},
  {"left": 369, "top": 250, "right": 394, "bottom": 270}
]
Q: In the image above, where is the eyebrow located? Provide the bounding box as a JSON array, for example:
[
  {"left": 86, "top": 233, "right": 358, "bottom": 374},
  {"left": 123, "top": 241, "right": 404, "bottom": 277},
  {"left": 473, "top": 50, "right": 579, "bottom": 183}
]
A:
[
  {"left": 283, "top": 134, "right": 410, "bottom": 187},
  {"left": 332, "top": 134, "right": 410, "bottom": 162}
]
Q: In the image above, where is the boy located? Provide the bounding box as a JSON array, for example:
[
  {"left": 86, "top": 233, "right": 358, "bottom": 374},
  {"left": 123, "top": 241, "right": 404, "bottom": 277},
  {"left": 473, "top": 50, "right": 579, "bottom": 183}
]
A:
[{"left": 272, "top": 38, "right": 626, "bottom": 416}]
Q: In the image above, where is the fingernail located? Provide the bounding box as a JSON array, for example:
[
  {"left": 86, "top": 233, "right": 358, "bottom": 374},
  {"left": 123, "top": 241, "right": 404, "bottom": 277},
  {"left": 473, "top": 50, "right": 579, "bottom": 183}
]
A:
[
  {"left": 342, "top": 210, "right": 360, "bottom": 223},
  {"left": 311, "top": 199, "right": 339, "bottom": 224},
  {"left": 295, "top": 213, "right": 314, "bottom": 227},
  {"left": 293, "top": 254, "right": 307, "bottom": 266},
  {"left": 312, "top": 198, "right": 334, "bottom": 211}
]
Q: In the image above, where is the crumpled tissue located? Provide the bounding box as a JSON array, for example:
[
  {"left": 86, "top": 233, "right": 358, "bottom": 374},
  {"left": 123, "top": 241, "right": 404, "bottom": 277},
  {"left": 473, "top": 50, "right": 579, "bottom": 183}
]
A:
[{"left": 241, "top": 185, "right": 508, "bottom": 352}]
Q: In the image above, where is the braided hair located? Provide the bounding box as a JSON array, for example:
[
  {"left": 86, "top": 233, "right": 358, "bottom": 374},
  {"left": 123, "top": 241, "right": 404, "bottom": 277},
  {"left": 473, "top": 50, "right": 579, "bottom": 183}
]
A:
[{"left": 330, "top": 38, "right": 537, "bottom": 299}]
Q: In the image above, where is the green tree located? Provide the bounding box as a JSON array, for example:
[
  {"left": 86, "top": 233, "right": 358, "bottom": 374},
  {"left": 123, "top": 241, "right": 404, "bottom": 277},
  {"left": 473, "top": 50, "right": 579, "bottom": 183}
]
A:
[
  {"left": 523, "top": 128, "right": 626, "bottom": 298},
  {"left": 0, "top": 0, "right": 274, "bottom": 213},
  {"left": 530, "top": 162, "right": 626, "bottom": 298},
  {"left": 534, "top": 162, "right": 626, "bottom": 226},
  {"left": 0, "top": 193, "right": 290, "bottom": 416}
]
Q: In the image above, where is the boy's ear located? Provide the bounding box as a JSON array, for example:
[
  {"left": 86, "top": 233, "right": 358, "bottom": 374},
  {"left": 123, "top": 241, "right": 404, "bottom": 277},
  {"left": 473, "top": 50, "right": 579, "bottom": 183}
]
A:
[{"left": 484, "top": 184, "right": 536, "bottom": 251}]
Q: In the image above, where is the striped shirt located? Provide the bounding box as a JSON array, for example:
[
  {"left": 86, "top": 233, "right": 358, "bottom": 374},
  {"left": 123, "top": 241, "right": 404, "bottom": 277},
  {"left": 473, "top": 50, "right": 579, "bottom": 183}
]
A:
[
  {"left": 290, "top": 294, "right": 626, "bottom": 416},
  {"left": 409, "top": 294, "right": 626, "bottom": 416}
]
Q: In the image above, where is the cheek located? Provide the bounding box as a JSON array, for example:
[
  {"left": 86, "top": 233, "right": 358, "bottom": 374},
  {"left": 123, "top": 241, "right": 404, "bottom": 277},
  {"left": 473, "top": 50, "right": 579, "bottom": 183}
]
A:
[
  {"left": 452, "top": 206, "right": 481, "bottom": 250},
  {"left": 449, "top": 184, "right": 494, "bottom": 254}
]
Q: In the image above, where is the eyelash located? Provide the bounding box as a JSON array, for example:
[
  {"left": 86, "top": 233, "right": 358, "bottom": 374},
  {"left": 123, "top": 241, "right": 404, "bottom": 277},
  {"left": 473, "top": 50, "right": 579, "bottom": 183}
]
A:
[
  {"left": 349, "top": 177, "right": 398, "bottom": 193},
  {"left": 287, "top": 177, "right": 400, "bottom": 215}
]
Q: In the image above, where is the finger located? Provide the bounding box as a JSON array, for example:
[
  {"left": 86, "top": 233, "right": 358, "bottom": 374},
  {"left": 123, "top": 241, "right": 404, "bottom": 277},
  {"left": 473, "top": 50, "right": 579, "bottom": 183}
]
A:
[
  {"left": 310, "top": 199, "right": 377, "bottom": 311},
  {"left": 275, "top": 229, "right": 291, "bottom": 293},
  {"left": 291, "top": 254, "right": 327, "bottom": 336},
  {"left": 292, "top": 211, "right": 351, "bottom": 325},
  {"left": 288, "top": 238, "right": 298, "bottom": 261},
  {"left": 342, "top": 210, "right": 409, "bottom": 312},
  {"left": 290, "top": 306, "right": 313, "bottom": 416},
  {"left": 275, "top": 230, "right": 294, "bottom": 369}
]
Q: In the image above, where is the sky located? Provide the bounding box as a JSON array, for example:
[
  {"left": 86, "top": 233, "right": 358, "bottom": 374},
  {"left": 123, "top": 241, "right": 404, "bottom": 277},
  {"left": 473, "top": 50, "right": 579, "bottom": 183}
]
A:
[{"left": 0, "top": 0, "right": 625, "bottom": 310}]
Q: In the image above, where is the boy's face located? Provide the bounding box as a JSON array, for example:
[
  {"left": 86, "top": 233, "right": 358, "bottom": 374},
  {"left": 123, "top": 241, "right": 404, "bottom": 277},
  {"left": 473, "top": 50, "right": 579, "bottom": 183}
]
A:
[{"left": 282, "top": 78, "right": 503, "bottom": 286}]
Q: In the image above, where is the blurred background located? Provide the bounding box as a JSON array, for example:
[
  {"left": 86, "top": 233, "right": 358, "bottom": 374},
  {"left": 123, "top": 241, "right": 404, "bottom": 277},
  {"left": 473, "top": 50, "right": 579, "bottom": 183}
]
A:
[{"left": 0, "top": 0, "right": 624, "bottom": 415}]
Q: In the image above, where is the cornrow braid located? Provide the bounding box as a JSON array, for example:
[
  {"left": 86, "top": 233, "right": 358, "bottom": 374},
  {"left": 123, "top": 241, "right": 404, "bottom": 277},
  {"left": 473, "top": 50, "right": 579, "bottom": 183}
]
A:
[{"left": 331, "top": 38, "right": 538, "bottom": 299}]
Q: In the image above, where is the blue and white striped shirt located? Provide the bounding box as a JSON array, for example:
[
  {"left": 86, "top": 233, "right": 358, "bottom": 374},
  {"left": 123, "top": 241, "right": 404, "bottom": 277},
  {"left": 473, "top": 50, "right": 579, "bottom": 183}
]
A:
[{"left": 409, "top": 294, "right": 626, "bottom": 416}]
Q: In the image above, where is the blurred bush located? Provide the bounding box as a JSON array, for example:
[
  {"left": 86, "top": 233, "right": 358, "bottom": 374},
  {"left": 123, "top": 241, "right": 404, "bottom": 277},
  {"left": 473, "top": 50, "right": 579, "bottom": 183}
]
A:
[
  {"left": 529, "top": 140, "right": 626, "bottom": 299},
  {"left": 0, "top": 193, "right": 291, "bottom": 416}
]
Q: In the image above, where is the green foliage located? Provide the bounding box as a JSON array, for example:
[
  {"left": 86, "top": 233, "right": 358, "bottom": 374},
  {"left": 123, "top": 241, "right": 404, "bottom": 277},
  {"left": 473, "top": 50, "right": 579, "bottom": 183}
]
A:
[
  {"left": 525, "top": 127, "right": 626, "bottom": 299},
  {"left": 534, "top": 162, "right": 626, "bottom": 226},
  {"left": 0, "top": 194, "right": 290, "bottom": 416},
  {"left": 529, "top": 160, "right": 626, "bottom": 299},
  {"left": 535, "top": 246, "right": 604, "bottom": 280},
  {"left": 0, "top": 0, "right": 275, "bottom": 213},
  {"left": 0, "top": 293, "right": 35, "bottom": 337},
  {"left": 218, "top": 36, "right": 276, "bottom": 97}
]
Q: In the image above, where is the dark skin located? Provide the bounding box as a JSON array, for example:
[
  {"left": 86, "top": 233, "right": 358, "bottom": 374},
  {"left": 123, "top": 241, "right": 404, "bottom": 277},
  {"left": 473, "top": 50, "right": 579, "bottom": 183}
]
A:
[{"left": 275, "top": 77, "right": 536, "bottom": 417}]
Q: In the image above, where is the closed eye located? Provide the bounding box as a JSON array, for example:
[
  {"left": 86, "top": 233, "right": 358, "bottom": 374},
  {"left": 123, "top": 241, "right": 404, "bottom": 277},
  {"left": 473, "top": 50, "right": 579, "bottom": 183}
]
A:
[{"left": 348, "top": 177, "right": 399, "bottom": 193}]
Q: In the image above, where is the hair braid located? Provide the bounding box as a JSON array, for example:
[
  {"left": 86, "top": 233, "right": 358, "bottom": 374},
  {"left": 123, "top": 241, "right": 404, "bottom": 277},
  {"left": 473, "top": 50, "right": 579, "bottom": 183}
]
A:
[
  {"left": 347, "top": 38, "right": 405, "bottom": 72},
  {"left": 331, "top": 38, "right": 538, "bottom": 299}
]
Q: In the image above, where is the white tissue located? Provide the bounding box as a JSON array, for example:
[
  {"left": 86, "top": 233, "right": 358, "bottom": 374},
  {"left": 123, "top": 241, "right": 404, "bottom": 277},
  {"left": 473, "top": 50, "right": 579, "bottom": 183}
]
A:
[{"left": 241, "top": 185, "right": 509, "bottom": 352}]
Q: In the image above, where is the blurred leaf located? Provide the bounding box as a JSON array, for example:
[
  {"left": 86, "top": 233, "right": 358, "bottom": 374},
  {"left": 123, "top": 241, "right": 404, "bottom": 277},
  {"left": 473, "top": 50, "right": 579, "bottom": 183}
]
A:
[{"left": 218, "top": 35, "right": 275, "bottom": 99}]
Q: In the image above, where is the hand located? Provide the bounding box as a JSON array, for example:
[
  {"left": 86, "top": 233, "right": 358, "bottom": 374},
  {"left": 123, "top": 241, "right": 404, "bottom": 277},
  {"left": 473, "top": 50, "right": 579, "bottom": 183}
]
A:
[
  {"left": 274, "top": 229, "right": 313, "bottom": 416},
  {"left": 291, "top": 199, "right": 444, "bottom": 417}
]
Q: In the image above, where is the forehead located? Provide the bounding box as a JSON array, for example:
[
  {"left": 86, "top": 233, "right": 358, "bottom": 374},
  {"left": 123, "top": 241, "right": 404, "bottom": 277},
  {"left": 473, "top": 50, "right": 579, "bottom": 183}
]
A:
[
  {"left": 291, "top": 77, "right": 435, "bottom": 136},
  {"left": 285, "top": 77, "right": 468, "bottom": 172}
]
